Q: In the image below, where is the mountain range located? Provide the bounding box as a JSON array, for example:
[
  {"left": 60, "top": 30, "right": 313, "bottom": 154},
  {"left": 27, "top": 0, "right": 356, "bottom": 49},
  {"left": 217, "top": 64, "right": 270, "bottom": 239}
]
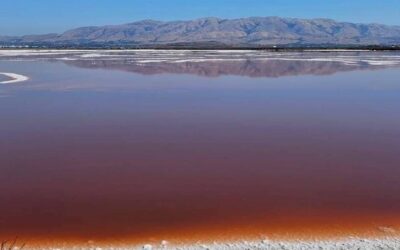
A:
[{"left": 1, "top": 17, "right": 400, "bottom": 47}]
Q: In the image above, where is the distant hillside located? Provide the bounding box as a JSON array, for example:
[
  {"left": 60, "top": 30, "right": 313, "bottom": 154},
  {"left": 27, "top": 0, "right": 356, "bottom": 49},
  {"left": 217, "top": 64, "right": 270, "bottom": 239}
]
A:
[{"left": 2, "top": 17, "right": 400, "bottom": 47}]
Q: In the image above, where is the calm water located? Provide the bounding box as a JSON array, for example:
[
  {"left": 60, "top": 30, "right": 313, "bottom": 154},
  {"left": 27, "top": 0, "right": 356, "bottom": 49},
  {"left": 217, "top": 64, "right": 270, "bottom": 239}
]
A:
[{"left": 0, "top": 50, "right": 400, "bottom": 246}]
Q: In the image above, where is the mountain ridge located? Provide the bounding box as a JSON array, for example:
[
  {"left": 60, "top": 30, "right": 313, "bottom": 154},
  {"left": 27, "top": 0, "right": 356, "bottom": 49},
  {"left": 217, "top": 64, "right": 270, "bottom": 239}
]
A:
[{"left": 2, "top": 17, "right": 400, "bottom": 46}]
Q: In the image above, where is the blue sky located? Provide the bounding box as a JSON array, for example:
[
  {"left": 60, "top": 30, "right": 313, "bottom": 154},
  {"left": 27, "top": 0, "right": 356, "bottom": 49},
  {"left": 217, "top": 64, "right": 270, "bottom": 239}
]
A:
[{"left": 1, "top": 0, "right": 399, "bottom": 35}]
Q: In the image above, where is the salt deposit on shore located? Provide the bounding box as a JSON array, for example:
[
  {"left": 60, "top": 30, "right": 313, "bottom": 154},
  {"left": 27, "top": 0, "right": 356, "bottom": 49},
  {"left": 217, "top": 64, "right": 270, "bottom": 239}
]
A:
[
  {"left": 0, "top": 72, "right": 29, "bottom": 84},
  {"left": 18, "top": 236, "right": 400, "bottom": 250}
]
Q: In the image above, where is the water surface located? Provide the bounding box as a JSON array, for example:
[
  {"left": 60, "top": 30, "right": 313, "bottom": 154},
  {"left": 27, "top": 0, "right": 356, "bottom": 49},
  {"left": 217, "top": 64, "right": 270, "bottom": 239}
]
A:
[{"left": 0, "top": 50, "right": 400, "bottom": 246}]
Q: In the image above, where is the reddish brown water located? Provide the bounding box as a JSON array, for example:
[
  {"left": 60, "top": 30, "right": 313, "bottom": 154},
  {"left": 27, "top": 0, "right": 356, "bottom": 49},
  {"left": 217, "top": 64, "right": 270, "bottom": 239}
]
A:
[{"left": 0, "top": 56, "right": 400, "bottom": 246}]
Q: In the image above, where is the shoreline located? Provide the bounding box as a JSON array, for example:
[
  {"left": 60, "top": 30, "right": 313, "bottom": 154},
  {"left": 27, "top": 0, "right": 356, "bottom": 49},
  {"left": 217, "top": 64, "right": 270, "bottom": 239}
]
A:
[
  {"left": 15, "top": 235, "right": 400, "bottom": 250},
  {"left": 130, "top": 236, "right": 400, "bottom": 250},
  {"left": 139, "top": 236, "right": 400, "bottom": 250},
  {"left": 10, "top": 225, "right": 400, "bottom": 250}
]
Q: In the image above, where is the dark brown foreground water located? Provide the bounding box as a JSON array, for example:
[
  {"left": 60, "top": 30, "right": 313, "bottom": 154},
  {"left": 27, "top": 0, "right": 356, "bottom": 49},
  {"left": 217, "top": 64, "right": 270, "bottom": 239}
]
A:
[{"left": 0, "top": 51, "right": 400, "bottom": 246}]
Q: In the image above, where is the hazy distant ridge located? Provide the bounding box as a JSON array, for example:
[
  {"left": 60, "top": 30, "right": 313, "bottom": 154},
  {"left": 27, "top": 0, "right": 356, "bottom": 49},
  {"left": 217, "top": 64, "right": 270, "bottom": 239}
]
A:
[{"left": 2, "top": 17, "right": 400, "bottom": 46}]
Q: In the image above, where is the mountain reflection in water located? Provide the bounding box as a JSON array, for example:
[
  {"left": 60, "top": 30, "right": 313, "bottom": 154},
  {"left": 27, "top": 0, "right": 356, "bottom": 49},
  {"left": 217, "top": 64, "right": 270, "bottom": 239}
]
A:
[
  {"left": 57, "top": 51, "right": 400, "bottom": 78},
  {"left": 1, "top": 50, "right": 400, "bottom": 78},
  {"left": 65, "top": 59, "right": 377, "bottom": 78}
]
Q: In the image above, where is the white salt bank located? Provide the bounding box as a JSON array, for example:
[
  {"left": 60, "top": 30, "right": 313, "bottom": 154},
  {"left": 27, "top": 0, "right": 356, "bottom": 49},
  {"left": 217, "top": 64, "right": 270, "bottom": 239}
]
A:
[{"left": 0, "top": 72, "right": 29, "bottom": 84}]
